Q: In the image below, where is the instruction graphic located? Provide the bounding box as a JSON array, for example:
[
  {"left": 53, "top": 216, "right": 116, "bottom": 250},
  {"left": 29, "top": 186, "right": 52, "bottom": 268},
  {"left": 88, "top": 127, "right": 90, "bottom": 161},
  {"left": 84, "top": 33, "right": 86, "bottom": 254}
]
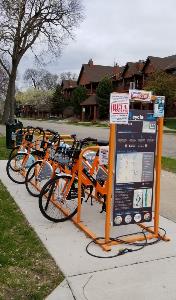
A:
[
  {"left": 142, "top": 121, "right": 156, "bottom": 133},
  {"left": 116, "top": 152, "right": 143, "bottom": 183},
  {"left": 133, "top": 188, "right": 152, "bottom": 208}
]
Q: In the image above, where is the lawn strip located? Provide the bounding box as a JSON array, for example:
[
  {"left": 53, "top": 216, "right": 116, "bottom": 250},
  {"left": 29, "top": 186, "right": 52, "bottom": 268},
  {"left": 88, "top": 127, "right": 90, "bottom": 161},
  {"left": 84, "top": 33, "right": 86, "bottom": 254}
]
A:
[
  {"left": 0, "top": 136, "right": 11, "bottom": 160},
  {"left": 161, "top": 156, "right": 176, "bottom": 173},
  {"left": 164, "top": 118, "right": 176, "bottom": 130},
  {"left": 0, "top": 180, "right": 64, "bottom": 299}
]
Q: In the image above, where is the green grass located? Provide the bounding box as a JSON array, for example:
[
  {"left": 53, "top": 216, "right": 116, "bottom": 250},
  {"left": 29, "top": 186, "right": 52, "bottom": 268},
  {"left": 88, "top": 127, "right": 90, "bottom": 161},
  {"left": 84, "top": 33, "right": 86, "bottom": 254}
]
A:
[
  {"left": 161, "top": 157, "right": 176, "bottom": 173},
  {"left": 0, "top": 136, "right": 11, "bottom": 159},
  {"left": 163, "top": 130, "right": 176, "bottom": 134},
  {"left": 164, "top": 118, "right": 176, "bottom": 130},
  {"left": 0, "top": 180, "right": 63, "bottom": 299},
  {"left": 67, "top": 121, "right": 109, "bottom": 128}
]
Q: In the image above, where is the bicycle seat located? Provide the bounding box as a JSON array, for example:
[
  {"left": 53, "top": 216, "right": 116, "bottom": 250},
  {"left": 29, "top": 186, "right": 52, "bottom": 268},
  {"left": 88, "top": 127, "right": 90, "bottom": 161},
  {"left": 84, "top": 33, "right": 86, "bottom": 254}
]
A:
[
  {"left": 36, "top": 127, "right": 44, "bottom": 132},
  {"left": 46, "top": 129, "right": 58, "bottom": 135},
  {"left": 96, "top": 140, "right": 109, "bottom": 146}
]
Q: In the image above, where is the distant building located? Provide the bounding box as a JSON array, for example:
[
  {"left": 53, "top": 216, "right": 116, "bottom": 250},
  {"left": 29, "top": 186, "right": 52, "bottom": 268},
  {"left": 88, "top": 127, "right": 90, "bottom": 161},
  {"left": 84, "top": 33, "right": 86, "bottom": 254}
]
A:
[
  {"left": 77, "top": 59, "right": 116, "bottom": 94},
  {"left": 61, "top": 79, "right": 77, "bottom": 99},
  {"left": 78, "top": 55, "right": 176, "bottom": 120},
  {"left": 78, "top": 59, "right": 118, "bottom": 120}
]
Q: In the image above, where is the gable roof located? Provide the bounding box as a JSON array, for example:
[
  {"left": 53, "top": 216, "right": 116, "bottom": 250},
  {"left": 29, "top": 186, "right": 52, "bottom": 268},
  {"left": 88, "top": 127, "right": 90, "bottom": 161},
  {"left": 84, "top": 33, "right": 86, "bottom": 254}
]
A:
[
  {"left": 143, "top": 54, "right": 176, "bottom": 72},
  {"left": 112, "top": 66, "right": 125, "bottom": 80},
  {"left": 61, "top": 79, "right": 77, "bottom": 90},
  {"left": 80, "top": 94, "right": 98, "bottom": 106},
  {"left": 122, "top": 61, "right": 145, "bottom": 78},
  {"left": 77, "top": 62, "right": 115, "bottom": 85}
]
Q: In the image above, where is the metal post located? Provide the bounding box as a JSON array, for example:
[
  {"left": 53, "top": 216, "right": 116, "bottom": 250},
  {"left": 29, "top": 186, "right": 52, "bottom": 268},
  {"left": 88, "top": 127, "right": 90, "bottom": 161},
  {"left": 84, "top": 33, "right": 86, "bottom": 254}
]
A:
[
  {"left": 105, "top": 124, "right": 116, "bottom": 243},
  {"left": 154, "top": 117, "right": 164, "bottom": 235}
]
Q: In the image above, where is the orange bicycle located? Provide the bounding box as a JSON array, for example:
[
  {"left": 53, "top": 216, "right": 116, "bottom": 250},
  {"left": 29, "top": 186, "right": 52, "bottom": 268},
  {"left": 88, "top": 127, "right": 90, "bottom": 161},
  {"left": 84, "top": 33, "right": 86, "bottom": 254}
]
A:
[
  {"left": 6, "top": 128, "right": 57, "bottom": 184},
  {"left": 38, "top": 138, "right": 108, "bottom": 222},
  {"left": 25, "top": 133, "right": 77, "bottom": 196}
]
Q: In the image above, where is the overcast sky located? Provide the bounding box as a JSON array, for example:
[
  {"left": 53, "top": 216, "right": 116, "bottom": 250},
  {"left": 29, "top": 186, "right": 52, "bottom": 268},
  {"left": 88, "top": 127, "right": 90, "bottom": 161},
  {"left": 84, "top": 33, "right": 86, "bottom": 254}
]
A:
[{"left": 18, "top": 0, "right": 176, "bottom": 88}]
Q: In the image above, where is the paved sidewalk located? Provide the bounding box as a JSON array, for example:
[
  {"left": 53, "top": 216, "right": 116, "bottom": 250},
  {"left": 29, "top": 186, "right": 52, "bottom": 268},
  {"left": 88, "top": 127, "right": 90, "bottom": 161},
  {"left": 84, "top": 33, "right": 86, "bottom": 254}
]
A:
[{"left": 0, "top": 160, "right": 176, "bottom": 299}]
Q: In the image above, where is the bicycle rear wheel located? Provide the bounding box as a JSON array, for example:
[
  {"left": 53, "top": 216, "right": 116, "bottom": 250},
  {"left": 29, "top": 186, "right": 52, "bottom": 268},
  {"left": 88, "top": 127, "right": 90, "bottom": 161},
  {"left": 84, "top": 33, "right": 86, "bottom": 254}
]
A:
[{"left": 39, "top": 174, "right": 78, "bottom": 222}]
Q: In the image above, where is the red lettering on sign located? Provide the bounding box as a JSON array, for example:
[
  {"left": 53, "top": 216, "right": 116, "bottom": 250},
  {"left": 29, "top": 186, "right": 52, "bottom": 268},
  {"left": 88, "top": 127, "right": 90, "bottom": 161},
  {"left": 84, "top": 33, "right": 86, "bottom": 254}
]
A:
[{"left": 111, "top": 102, "right": 128, "bottom": 114}]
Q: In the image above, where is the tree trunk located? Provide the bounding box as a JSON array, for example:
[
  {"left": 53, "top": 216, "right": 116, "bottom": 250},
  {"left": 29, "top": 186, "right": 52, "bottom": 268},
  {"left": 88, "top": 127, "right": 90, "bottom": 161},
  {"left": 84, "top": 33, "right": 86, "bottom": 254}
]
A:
[{"left": 2, "top": 65, "right": 18, "bottom": 124}]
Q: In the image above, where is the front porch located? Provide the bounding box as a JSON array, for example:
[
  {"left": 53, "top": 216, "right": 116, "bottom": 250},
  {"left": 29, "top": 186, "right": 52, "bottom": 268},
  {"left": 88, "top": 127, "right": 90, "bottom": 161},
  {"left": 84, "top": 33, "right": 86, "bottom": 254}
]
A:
[{"left": 80, "top": 94, "right": 98, "bottom": 121}]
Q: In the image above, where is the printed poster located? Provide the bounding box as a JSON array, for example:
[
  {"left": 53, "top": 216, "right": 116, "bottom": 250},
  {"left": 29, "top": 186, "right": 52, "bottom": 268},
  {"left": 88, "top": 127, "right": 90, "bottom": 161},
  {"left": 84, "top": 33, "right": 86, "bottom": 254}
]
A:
[
  {"left": 110, "top": 93, "right": 129, "bottom": 124},
  {"left": 154, "top": 96, "right": 165, "bottom": 117},
  {"left": 129, "top": 89, "right": 152, "bottom": 102}
]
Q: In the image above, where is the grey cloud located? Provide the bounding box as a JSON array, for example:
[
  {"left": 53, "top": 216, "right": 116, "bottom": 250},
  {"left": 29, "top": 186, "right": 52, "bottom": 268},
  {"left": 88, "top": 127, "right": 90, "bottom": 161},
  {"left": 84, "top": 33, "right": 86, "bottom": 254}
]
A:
[{"left": 18, "top": 0, "right": 176, "bottom": 87}]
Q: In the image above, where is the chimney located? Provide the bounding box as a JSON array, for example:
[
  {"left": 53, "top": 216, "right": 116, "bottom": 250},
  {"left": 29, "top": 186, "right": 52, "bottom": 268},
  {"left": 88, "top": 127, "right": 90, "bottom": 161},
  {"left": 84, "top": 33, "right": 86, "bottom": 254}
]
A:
[
  {"left": 113, "top": 63, "right": 120, "bottom": 79},
  {"left": 138, "top": 59, "right": 145, "bottom": 71},
  {"left": 88, "top": 58, "right": 93, "bottom": 66}
]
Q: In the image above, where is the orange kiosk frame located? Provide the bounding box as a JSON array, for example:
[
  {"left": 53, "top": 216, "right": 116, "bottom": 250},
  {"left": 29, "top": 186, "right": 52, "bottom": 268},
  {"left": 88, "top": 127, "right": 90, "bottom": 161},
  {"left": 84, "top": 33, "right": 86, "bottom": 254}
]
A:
[{"left": 72, "top": 96, "right": 170, "bottom": 251}]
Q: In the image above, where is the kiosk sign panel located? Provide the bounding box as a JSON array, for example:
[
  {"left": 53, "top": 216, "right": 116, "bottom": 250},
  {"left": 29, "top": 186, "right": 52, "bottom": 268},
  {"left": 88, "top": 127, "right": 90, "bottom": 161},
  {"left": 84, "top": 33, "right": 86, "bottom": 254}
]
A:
[{"left": 113, "top": 110, "right": 157, "bottom": 226}]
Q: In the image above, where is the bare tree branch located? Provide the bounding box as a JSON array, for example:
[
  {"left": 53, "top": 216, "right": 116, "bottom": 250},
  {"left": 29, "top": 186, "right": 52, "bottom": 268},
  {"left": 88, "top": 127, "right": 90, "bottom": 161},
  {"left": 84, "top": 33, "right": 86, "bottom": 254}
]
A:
[
  {"left": 0, "top": 0, "right": 84, "bottom": 123},
  {"left": 0, "top": 57, "right": 10, "bottom": 76}
]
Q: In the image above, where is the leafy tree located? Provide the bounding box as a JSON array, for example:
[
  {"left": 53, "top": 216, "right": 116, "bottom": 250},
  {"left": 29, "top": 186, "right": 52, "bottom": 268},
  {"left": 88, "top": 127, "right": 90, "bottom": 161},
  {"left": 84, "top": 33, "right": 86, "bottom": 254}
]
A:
[
  {"left": 24, "top": 68, "right": 58, "bottom": 90},
  {"left": 0, "top": 0, "right": 83, "bottom": 123},
  {"left": 72, "top": 86, "right": 87, "bottom": 116},
  {"left": 51, "top": 85, "right": 65, "bottom": 117},
  {"left": 144, "top": 70, "right": 176, "bottom": 116},
  {"left": 16, "top": 88, "right": 53, "bottom": 112},
  {"left": 96, "top": 77, "right": 113, "bottom": 119}
]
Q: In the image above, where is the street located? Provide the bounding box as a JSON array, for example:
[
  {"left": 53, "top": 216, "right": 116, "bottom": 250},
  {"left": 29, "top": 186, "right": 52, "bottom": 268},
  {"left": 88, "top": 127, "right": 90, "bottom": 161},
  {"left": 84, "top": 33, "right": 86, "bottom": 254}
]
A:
[{"left": 20, "top": 119, "right": 176, "bottom": 158}]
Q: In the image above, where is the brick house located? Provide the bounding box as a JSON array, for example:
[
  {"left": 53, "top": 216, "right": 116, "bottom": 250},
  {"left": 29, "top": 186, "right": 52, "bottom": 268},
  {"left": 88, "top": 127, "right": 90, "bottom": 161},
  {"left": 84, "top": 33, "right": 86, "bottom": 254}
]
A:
[
  {"left": 113, "top": 61, "right": 144, "bottom": 93},
  {"left": 77, "top": 59, "right": 117, "bottom": 93},
  {"left": 61, "top": 79, "right": 77, "bottom": 99},
  {"left": 65, "top": 55, "right": 176, "bottom": 120},
  {"left": 78, "top": 59, "right": 118, "bottom": 120},
  {"left": 142, "top": 55, "right": 176, "bottom": 82}
]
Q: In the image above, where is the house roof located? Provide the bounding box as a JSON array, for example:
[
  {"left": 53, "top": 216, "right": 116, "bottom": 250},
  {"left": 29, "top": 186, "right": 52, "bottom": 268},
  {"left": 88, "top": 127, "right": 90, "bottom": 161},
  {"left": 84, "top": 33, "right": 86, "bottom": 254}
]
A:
[
  {"left": 122, "top": 61, "right": 145, "bottom": 78},
  {"left": 80, "top": 94, "right": 98, "bottom": 106},
  {"left": 112, "top": 66, "right": 125, "bottom": 80},
  {"left": 143, "top": 55, "right": 176, "bottom": 72},
  {"left": 61, "top": 79, "right": 77, "bottom": 90},
  {"left": 77, "top": 60, "right": 116, "bottom": 85}
]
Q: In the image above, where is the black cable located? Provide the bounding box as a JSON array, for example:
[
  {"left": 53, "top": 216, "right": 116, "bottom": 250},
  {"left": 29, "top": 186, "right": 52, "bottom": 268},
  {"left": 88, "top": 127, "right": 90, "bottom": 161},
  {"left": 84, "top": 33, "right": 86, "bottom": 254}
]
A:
[
  {"left": 86, "top": 231, "right": 147, "bottom": 259},
  {"left": 86, "top": 227, "right": 166, "bottom": 259}
]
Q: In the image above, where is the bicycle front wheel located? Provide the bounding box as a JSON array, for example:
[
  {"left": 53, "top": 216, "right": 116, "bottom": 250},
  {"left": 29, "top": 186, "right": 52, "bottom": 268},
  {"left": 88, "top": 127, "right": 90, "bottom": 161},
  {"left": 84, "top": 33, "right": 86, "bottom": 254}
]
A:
[
  {"left": 39, "top": 174, "right": 78, "bottom": 222},
  {"left": 25, "top": 160, "right": 53, "bottom": 197},
  {"left": 6, "top": 153, "right": 35, "bottom": 184}
]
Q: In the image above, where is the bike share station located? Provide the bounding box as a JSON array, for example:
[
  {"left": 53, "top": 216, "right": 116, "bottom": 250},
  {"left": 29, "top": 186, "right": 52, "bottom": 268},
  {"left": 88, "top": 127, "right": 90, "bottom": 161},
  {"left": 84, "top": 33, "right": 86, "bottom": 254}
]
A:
[{"left": 71, "top": 90, "right": 170, "bottom": 256}]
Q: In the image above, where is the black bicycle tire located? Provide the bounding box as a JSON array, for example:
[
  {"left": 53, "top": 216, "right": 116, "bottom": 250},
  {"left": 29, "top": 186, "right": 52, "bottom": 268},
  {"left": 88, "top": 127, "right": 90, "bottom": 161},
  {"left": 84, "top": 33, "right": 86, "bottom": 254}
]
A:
[
  {"left": 6, "top": 152, "right": 28, "bottom": 184},
  {"left": 25, "top": 160, "right": 43, "bottom": 197},
  {"left": 39, "top": 174, "right": 78, "bottom": 222}
]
